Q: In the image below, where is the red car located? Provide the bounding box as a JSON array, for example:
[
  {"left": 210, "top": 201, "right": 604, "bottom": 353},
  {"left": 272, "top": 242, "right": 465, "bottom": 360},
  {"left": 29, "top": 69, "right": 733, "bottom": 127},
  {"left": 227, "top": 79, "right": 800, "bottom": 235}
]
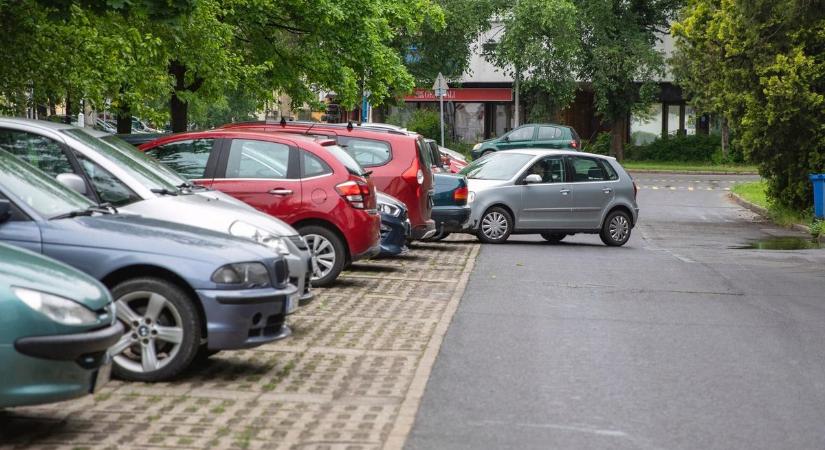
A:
[
  {"left": 139, "top": 130, "right": 380, "bottom": 286},
  {"left": 223, "top": 121, "right": 436, "bottom": 240}
]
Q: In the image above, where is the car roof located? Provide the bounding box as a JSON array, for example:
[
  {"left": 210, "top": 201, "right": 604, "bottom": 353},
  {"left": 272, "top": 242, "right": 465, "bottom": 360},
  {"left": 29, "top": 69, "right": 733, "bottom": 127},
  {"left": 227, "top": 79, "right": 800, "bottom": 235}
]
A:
[
  {"left": 496, "top": 148, "right": 614, "bottom": 160},
  {"left": 0, "top": 116, "right": 74, "bottom": 132},
  {"left": 143, "top": 128, "right": 336, "bottom": 149}
]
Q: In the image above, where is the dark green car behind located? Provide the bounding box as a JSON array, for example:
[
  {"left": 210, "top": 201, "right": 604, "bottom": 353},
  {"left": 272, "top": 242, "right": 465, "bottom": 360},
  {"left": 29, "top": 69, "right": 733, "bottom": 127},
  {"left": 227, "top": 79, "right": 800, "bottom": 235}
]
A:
[
  {"left": 470, "top": 123, "right": 581, "bottom": 160},
  {"left": 0, "top": 242, "right": 122, "bottom": 408}
]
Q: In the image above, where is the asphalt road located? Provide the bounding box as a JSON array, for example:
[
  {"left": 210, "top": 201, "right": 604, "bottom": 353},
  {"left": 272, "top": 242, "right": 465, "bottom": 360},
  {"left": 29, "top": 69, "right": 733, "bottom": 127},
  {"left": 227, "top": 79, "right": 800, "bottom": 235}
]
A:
[{"left": 406, "top": 173, "right": 825, "bottom": 450}]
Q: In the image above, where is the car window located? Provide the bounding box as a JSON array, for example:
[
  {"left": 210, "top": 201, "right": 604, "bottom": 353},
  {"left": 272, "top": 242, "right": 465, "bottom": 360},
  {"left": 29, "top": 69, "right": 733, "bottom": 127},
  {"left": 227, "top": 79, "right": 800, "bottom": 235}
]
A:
[
  {"left": 525, "top": 157, "right": 566, "bottom": 183},
  {"left": 0, "top": 129, "right": 73, "bottom": 176},
  {"left": 147, "top": 139, "right": 214, "bottom": 179},
  {"left": 301, "top": 151, "right": 332, "bottom": 178},
  {"left": 599, "top": 159, "right": 619, "bottom": 180},
  {"left": 506, "top": 126, "right": 534, "bottom": 142},
  {"left": 74, "top": 152, "right": 142, "bottom": 206},
  {"left": 0, "top": 190, "right": 29, "bottom": 221},
  {"left": 459, "top": 152, "right": 534, "bottom": 180},
  {"left": 324, "top": 144, "right": 367, "bottom": 176},
  {"left": 337, "top": 137, "right": 391, "bottom": 167},
  {"left": 570, "top": 156, "right": 608, "bottom": 182},
  {"left": 538, "top": 126, "right": 561, "bottom": 140},
  {"left": 0, "top": 150, "right": 95, "bottom": 219},
  {"left": 226, "top": 139, "right": 291, "bottom": 179},
  {"left": 101, "top": 135, "right": 189, "bottom": 186}
]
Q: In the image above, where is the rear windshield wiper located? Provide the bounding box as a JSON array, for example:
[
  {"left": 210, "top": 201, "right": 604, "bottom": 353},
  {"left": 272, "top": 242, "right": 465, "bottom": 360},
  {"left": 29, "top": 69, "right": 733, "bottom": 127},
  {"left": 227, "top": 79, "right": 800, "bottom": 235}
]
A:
[
  {"left": 51, "top": 205, "right": 114, "bottom": 220},
  {"left": 151, "top": 187, "right": 178, "bottom": 196}
]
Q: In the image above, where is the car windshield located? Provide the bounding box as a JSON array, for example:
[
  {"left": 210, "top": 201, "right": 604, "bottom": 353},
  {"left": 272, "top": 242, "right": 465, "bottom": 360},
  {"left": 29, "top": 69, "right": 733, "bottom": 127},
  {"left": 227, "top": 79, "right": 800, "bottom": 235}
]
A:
[
  {"left": 324, "top": 144, "right": 367, "bottom": 176},
  {"left": 0, "top": 151, "right": 95, "bottom": 219},
  {"left": 62, "top": 129, "right": 184, "bottom": 192},
  {"left": 459, "top": 152, "right": 535, "bottom": 180}
]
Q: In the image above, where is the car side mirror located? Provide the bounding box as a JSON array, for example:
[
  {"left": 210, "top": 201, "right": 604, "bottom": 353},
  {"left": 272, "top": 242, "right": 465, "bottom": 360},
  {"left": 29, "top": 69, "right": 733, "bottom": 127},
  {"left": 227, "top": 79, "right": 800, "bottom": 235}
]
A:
[
  {"left": 0, "top": 199, "right": 11, "bottom": 223},
  {"left": 503, "top": 135, "right": 510, "bottom": 143},
  {"left": 56, "top": 173, "right": 87, "bottom": 195},
  {"left": 524, "top": 174, "right": 542, "bottom": 184}
]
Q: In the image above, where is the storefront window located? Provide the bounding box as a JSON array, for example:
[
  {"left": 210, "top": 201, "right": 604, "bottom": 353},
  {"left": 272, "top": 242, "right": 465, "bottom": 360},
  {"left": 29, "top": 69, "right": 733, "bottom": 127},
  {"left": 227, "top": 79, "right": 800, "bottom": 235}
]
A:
[
  {"left": 668, "top": 104, "right": 681, "bottom": 136},
  {"left": 630, "top": 103, "right": 662, "bottom": 145},
  {"left": 454, "top": 103, "right": 485, "bottom": 142}
]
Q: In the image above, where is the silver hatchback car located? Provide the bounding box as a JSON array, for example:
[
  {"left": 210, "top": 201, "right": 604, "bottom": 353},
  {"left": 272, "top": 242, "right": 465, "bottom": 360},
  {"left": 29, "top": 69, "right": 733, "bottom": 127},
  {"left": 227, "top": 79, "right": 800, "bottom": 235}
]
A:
[{"left": 462, "top": 149, "right": 639, "bottom": 246}]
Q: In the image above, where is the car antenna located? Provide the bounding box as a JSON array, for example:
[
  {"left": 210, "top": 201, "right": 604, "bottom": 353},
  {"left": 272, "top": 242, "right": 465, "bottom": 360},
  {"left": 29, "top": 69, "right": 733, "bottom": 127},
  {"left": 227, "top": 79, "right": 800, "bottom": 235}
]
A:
[
  {"left": 280, "top": 116, "right": 286, "bottom": 127},
  {"left": 304, "top": 121, "right": 316, "bottom": 135},
  {"left": 347, "top": 121, "right": 353, "bottom": 131}
]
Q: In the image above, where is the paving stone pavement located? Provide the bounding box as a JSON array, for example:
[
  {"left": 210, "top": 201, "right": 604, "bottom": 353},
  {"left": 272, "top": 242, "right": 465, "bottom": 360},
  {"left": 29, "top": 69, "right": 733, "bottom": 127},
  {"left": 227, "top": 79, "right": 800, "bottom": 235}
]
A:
[{"left": 0, "top": 237, "right": 480, "bottom": 450}]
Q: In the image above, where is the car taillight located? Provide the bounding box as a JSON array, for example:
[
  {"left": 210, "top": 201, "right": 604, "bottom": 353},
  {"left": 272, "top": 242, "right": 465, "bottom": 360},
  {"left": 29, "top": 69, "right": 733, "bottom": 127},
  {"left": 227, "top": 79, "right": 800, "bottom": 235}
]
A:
[
  {"left": 454, "top": 186, "right": 468, "bottom": 205},
  {"left": 336, "top": 178, "right": 372, "bottom": 209},
  {"left": 570, "top": 140, "right": 577, "bottom": 149},
  {"left": 403, "top": 160, "right": 424, "bottom": 185}
]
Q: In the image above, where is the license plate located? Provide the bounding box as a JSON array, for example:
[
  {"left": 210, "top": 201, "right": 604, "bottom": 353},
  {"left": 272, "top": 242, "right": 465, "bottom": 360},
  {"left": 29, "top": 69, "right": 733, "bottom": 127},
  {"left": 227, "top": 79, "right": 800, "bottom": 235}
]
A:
[{"left": 92, "top": 363, "right": 112, "bottom": 393}]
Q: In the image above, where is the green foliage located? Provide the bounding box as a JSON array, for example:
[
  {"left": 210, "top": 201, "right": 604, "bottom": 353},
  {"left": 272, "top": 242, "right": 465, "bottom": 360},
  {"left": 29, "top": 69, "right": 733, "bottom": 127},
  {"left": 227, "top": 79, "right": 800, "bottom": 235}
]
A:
[
  {"left": 809, "top": 220, "right": 824, "bottom": 239},
  {"left": 583, "top": 133, "right": 611, "bottom": 155},
  {"left": 405, "top": 109, "right": 441, "bottom": 141},
  {"left": 673, "top": 0, "right": 825, "bottom": 210},
  {"left": 625, "top": 134, "right": 721, "bottom": 162}
]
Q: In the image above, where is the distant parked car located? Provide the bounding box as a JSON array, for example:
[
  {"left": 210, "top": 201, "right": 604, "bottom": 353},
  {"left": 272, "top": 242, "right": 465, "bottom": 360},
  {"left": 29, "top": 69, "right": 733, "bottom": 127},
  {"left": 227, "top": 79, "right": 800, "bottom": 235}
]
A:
[
  {"left": 460, "top": 149, "right": 639, "bottom": 246},
  {"left": 139, "top": 129, "right": 381, "bottom": 286},
  {"left": 221, "top": 121, "right": 437, "bottom": 240},
  {"left": 376, "top": 191, "right": 410, "bottom": 257},
  {"left": 116, "top": 132, "right": 168, "bottom": 146},
  {"left": 470, "top": 124, "right": 581, "bottom": 160},
  {"left": 424, "top": 139, "right": 467, "bottom": 174},
  {"left": 0, "top": 242, "right": 122, "bottom": 408},
  {"left": 423, "top": 173, "right": 470, "bottom": 241},
  {"left": 0, "top": 118, "right": 313, "bottom": 307},
  {"left": 0, "top": 151, "right": 296, "bottom": 381}
]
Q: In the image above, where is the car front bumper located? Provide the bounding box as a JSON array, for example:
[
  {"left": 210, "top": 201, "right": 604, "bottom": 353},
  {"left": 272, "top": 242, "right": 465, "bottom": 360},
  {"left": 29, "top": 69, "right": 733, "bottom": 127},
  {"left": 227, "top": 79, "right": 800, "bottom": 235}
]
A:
[
  {"left": 197, "top": 284, "right": 298, "bottom": 350},
  {"left": 378, "top": 212, "right": 409, "bottom": 257},
  {"left": 432, "top": 206, "right": 471, "bottom": 232},
  {"left": 285, "top": 249, "right": 314, "bottom": 310}
]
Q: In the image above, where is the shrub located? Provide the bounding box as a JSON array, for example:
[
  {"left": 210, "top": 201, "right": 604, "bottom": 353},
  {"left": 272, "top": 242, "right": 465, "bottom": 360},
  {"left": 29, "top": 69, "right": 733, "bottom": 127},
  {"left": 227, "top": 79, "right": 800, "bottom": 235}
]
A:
[
  {"left": 405, "top": 109, "right": 441, "bottom": 141},
  {"left": 626, "top": 134, "right": 722, "bottom": 162},
  {"left": 583, "top": 132, "right": 611, "bottom": 155}
]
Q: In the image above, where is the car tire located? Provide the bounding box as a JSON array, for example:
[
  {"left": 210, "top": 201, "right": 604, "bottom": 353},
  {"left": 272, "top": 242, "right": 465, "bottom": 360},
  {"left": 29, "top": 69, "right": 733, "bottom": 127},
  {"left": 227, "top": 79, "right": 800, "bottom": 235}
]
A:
[
  {"left": 600, "top": 210, "right": 632, "bottom": 247},
  {"left": 477, "top": 206, "right": 513, "bottom": 244},
  {"left": 194, "top": 345, "right": 220, "bottom": 362},
  {"left": 299, "top": 225, "right": 345, "bottom": 287},
  {"left": 540, "top": 233, "right": 566, "bottom": 243},
  {"left": 481, "top": 150, "right": 494, "bottom": 158},
  {"left": 422, "top": 225, "right": 450, "bottom": 242},
  {"left": 110, "top": 277, "right": 201, "bottom": 382}
]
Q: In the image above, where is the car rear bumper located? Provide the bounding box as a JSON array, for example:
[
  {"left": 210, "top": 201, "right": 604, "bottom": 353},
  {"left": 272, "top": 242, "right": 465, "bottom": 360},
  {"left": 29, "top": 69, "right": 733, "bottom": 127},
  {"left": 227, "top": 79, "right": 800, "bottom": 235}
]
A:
[
  {"left": 432, "top": 206, "right": 471, "bottom": 232},
  {"left": 342, "top": 210, "right": 381, "bottom": 261},
  {"left": 197, "top": 285, "right": 298, "bottom": 350},
  {"left": 410, "top": 219, "right": 437, "bottom": 240}
]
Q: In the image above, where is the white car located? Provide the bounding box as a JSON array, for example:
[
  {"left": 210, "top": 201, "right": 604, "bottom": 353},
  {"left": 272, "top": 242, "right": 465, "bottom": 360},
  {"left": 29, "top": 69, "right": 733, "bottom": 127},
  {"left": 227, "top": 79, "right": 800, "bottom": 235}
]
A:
[{"left": 0, "top": 118, "right": 314, "bottom": 311}]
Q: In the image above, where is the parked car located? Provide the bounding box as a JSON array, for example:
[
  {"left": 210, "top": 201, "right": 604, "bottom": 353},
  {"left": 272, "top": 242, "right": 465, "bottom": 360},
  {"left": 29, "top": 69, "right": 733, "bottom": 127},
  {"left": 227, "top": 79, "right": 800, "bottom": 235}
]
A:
[
  {"left": 0, "top": 151, "right": 297, "bottom": 381},
  {"left": 0, "top": 242, "right": 122, "bottom": 408},
  {"left": 376, "top": 191, "right": 410, "bottom": 257},
  {"left": 460, "top": 149, "right": 639, "bottom": 246},
  {"left": 470, "top": 124, "right": 581, "bottom": 160},
  {"left": 139, "top": 129, "right": 381, "bottom": 286},
  {"left": 424, "top": 139, "right": 468, "bottom": 174},
  {"left": 221, "top": 121, "right": 437, "bottom": 240},
  {"left": 0, "top": 118, "right": 313, "bottom": 307},
  {"left": 423, "top": 173, "right": 470, "bottom": 241},
  {"left": 116, "top": 132, "right": 168, "bottom": 146}
]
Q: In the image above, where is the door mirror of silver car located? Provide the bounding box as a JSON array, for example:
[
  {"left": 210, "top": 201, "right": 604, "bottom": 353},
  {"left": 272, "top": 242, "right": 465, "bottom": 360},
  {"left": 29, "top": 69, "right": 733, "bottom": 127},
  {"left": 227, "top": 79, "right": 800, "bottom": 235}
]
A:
[
  {"left": 524, "top": 174, "right": 542, "bottom": 184},
  {"left": 0, "top": 199, "right": 10, "bottom": 223},
  {"left": 56, "top": 173, "right": 87, "bottom": 195}
]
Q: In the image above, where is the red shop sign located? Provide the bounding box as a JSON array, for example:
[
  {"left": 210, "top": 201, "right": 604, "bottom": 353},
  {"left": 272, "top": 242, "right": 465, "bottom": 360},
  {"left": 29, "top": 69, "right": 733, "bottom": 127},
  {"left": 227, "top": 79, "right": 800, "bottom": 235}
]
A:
[{"left": 404, "top": 87, "right": 513, "bottom": 102}]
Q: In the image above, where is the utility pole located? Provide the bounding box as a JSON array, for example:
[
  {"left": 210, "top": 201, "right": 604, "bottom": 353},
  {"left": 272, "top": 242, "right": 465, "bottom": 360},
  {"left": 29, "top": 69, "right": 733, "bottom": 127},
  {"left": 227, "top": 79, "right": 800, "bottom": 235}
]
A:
[{"left": 433, "top": 72, "right": 448, "bottom": 147}]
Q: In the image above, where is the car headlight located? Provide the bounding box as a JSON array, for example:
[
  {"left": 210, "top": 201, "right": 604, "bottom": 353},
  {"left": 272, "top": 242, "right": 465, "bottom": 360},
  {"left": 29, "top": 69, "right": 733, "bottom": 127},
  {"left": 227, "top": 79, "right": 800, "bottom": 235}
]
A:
[
  {"left": 467, "top": 191, "right": 475, "bottom": 204},
  {"left": 211, "top": 263, "right": 271, "bottom": 288},
  {"left": 378, "top": 202, "right": 402, "bottom": 217},
  {"left": 472, "top": 143, "right": 481, "bottom": 151},
  {"left": 13, "top": 286, "right": 98, "bottom": 325},
  {"left": 229, "top": 221, "right": 290, "bottom": 255}
]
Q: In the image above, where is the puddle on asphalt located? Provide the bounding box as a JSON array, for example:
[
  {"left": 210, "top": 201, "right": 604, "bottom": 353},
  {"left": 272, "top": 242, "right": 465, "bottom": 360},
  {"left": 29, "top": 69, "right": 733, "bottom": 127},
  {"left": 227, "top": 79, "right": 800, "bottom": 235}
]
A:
[{"left": 731, "top": 236, "right": 823, "bottom": 250}]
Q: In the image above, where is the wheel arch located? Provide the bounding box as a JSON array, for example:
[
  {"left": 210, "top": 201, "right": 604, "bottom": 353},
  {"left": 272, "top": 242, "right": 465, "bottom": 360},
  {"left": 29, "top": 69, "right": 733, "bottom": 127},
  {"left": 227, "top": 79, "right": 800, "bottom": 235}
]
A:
[
  {"left": 602, "top": 204, "right": 635, "bottom": 228},
  {"left": 101, "top": 265, "right": 207, "bottom": 339},
  {"left": 292, "top": 217, "right": 351, "bottom": 263}
]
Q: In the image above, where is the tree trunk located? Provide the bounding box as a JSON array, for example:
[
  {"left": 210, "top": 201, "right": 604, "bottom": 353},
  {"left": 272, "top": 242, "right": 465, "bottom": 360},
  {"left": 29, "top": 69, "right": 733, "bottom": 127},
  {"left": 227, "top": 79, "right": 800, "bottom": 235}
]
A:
[
  {"left": 610, "top": 117, "right": 625, "bottom": 161},
  {"left": 721, "top": 117, "right": 729, "bottom": 159},
  {"left": 65, "top": 94, "right": 73, "bottom": 123},
  {"left": 168, "top": 60, "right": 204, "bottom": 133},
  {"left": 116, "top": 107, "right": 132, "bottom": 134}
]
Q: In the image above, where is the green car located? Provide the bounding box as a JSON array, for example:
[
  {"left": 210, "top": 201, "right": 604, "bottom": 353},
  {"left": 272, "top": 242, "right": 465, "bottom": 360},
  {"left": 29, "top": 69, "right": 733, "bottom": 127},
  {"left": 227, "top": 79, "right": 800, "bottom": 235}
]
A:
[
  {"left": 470, "top": 123, "right": 581, "bottom": 160},
  {"left": 0, "top": 242, "right": 123, "bottom": 408}
]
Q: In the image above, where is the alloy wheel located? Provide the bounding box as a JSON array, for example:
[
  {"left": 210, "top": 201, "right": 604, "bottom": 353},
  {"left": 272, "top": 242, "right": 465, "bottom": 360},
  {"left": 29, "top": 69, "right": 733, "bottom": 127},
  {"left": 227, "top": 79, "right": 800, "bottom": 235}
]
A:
[
  {"left": 609, "top": 215, "right": 630, "bottom": 242},
  {"left": 304, "top": 233, "right": 337, "bottom": 281},
  {"left": 110, "top": 291, "right": 184, "bottom": 374},
  {"left": 481, "top": 211, "right": 508, "bottom": 239}
]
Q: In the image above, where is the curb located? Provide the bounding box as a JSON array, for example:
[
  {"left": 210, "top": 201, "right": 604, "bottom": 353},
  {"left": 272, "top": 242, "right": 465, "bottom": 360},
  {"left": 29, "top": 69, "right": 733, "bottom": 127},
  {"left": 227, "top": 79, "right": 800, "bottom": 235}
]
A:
[
  {"left": 629, "top": 169, "right": 759, "bottom": 175},
  {"left": 384, "top": 242, "right": 481, "bottom": 450},
  {"left": 728, "top": 192, "right": 812, "bottom": 234}
]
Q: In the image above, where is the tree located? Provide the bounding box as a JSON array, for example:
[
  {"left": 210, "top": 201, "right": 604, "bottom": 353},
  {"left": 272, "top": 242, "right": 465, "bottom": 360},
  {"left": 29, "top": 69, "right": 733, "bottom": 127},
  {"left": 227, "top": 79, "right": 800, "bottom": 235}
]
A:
[{"left": 673, "top": 0, "right": 825, "bottom": 210}]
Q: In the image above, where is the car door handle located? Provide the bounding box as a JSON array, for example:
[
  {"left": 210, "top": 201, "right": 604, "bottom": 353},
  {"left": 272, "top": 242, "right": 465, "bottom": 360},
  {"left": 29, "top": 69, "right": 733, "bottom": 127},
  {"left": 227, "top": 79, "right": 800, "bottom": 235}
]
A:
[
  {"left": 602, "top": 187, "right": 613, "bottom": 194},
  {"left": 269, "top": 189, "right": 293, "bottom": 196},
  {"left": 560, "top": 188, "right": 571, "bottom": 195}
]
